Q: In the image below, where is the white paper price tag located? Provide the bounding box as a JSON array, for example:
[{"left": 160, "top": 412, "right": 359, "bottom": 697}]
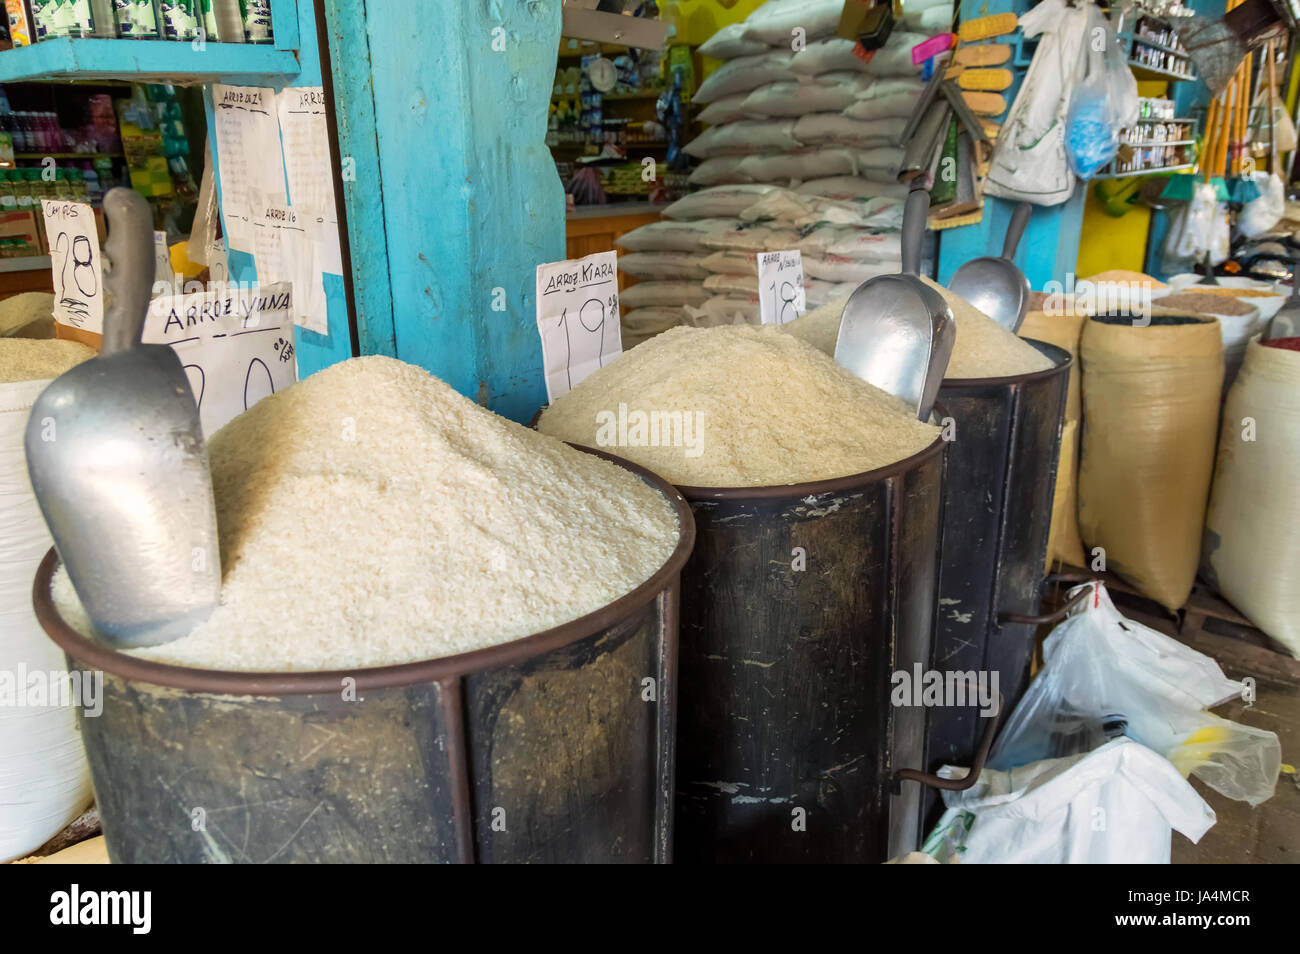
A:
[
  {"left": 142, "top": 282, "right": 297, "bottom": 437},
  {"left": 535, "top": 250, "right": 622, "bottom": 402},
  {"left": 757, "top": 249, "right": 806, "bottom": 326},
  {"left": 41, "top": 200, "right": 104, "bottom": 334}
]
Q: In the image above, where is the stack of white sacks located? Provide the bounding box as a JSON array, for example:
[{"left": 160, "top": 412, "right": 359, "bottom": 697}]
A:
[{"left": 618, "top": 0, "right": 953, "bottom": 347}]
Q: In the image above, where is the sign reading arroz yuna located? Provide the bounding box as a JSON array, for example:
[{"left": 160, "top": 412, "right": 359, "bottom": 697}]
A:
[
  {"left": 535, "top": 250, "right": 623, "bottom": 402},
  {"left": 142, "top": 282, "right": 297, "bottom": 437},
  {"left": 757, "top": 249, "right": 806, "bottom": 326},
  {"left": 41, "top": 200, "right": 104, "bottom": 334}
]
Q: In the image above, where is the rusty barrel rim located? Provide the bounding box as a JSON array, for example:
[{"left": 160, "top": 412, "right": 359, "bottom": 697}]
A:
[
  {"left": 32, "top": 446, "right": 696, "bottom": 698},
  {"left": 673, "top": 432, "right": 948, "bottom": 502},
  {"left": 937, "top": 339, "right": 1072, "bottom": 390}
]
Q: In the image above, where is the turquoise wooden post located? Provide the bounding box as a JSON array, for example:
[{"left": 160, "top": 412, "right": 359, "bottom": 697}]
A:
[
  {"left": 203, "top": 0, "right": 354, "bottom": 378},
  {"left": 936, "top": 0, "right": 1087, "bottom": 291},
  {"left": 320, "top": 0, "right": 565, "bottom": 423}
]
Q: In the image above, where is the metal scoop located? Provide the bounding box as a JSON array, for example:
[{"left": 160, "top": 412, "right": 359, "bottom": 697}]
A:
[
  {"left": 835, "top": 182, "right": 955, "bottom": 420},
  {"left": 25, "top": 188, "right": 220, "bottom": 648},
  {"left": 947, "top": 200, "right": 1031, "bottom": 332},
  {"left": 1264, "top": 258, "right": 1300, "bottom": 340}
]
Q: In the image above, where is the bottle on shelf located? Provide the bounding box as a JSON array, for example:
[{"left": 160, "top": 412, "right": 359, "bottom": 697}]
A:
[
  {"left": 241, "top": 0, "right": 271, "bottom": 43},
  {"left": 160, "top": 0, "right": 198, "bottom": 40},
  {"left": 91, "top": 0, "right": 117, "bottom": 36},
  {"left": 117, "top": 0, "right": 163, "bottom": 39},
  {"left": 204, "top": 0, "right": 243, "bottom": 42}
]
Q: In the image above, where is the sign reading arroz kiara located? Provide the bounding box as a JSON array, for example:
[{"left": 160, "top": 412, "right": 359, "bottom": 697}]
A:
[
  {"left": 142, "top": 282, "right": 297, "bottom": 437},
  {"left": 41, "top": 200, "right": 104, "bottom": 334},
  {"left": 535, "top": 250, "right": 623, "bottom": 402},
  {"left": 757, "top": 249, "right": 806, "bottom": 326}
]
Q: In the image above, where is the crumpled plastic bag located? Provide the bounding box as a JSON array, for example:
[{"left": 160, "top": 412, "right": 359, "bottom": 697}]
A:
[
  {"left": 989, "top": 582, "right": 1281, "bottom": 806},
  {"left": 924, "top": 737, "right": 1215, "bottom": 863},
  {"left": 1239, "top": 171, "right": 1285, "bottom": 238},
  {"left": 1065, "top": 6, "right": 1140, "bottom": 177}
]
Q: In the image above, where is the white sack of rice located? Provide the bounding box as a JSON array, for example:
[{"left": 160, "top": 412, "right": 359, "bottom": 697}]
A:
[
  {"left": 54, "top": 357, "right": 681, "bottom": 672},
  {"left": 537, "top": 324, "right": 939, "bottom": 488}
]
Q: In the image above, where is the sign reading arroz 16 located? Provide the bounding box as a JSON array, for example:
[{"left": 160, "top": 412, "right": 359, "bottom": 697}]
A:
[
  {"left": 757, "top": 249, "right": 806, "bottom": 326},
  {"left": 535, "top": 250, "right": 623, "bottom": 402}
]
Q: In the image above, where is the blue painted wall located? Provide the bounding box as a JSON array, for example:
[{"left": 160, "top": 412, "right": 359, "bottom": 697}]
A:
[
  {"left": 936, "top": 0, "right": 1089, "bottom": 289},
  {"left": 320, "top": 0, "right": 565, "bottom": 423}
]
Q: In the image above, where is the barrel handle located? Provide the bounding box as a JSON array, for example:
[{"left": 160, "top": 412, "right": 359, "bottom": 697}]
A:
[
  {"left": 892, "top": 694, "right": 1003, "bottom": 793},
  {"left": 998, "top": 580, "right": 1093, "bottom": 627}
]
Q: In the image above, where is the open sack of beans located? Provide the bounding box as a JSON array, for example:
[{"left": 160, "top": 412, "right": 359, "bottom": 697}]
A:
[
  {"left": 1077, "top": 314, "right": 1223, "bottom": 611},
  {"left": 1202, "top": 338, "right": 1300, "bottom": 657}
]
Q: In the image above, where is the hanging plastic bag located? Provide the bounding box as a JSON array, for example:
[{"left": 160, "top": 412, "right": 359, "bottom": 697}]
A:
[
  {"left": 1238, "top": 170, "right": 1285, "bottom": 238},
  {"left": 925, "top": 738, "right": 1215, "bottom": 863},
  {"left": 1165, "top": 181, "right": 1230, "bottom": 270},
  {"left": 984, "top": 0, "right": 1090, "bottom": 206},
  {"left": 990, "top": 582, "right": 1281, "bottom": 806},
  {"left": 1064, "top": 6, "right": 1140, "bottom": 178}
]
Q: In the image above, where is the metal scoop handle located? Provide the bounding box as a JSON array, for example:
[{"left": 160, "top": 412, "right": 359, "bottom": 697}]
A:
[
  {"left": 1002, "top": 202, "right": 1031, "bottom": 259},
  {"left": 901, "top": 181, "right": 928, "bottom": 276},
  {"left": 100, "top": 187, "right": 156, "bottom": 356}
]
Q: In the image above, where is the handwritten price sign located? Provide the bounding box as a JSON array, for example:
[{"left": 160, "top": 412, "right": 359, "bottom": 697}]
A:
[
  {"left": 757, "top": 249, "right": 806, "bottom": 327},
  {"left": 42, "top": 200, "right": 104, "bottom": 334},
  {"left": 535, "top": 250, "right": 623, "bottom": 402}
]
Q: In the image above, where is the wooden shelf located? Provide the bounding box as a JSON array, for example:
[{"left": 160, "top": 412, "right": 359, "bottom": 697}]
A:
[
  {"left": 0, "top": 36, "right": 300, "bottom": 85},
  {"left": 1094, "top": 162, "right": 1194, "bottom": 179}
]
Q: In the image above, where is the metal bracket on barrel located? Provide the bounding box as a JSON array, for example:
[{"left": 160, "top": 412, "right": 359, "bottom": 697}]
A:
[
  {"left": 890, "top": 694, "right": 1004, "bottom": 794},
  {"left": 997, "top": 574, "right": 1097, "bottom": 628}
]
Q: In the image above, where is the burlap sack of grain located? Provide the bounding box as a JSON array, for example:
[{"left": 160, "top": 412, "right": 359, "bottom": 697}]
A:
[
  {"left": 1020, "top": 309, "right": 1086, "bottom": 568},
  {"left": 1201, "top": 340, "right": 1300, "bottom": 657},
  {"left": 1077, "top": 315, "right": 1223, "bottom": 611}
]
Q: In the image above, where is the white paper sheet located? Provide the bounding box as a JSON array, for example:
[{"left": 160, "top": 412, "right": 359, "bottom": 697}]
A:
[
  {"left": 757, "top": 249, "right": 806, "bottom": 326},
  {"left": 142, "top": 282, "right": 297, "bottom": 437},
  {"left": 41, "top": 200, "right": 104, "bottom": 334},
  {"left": 275, "top": 87, "right": 339, "bottom": 224},
  {"left": 211, "top": 84, "right": 286, "bottom": 253},
  {"left": 250, "top": 203, "right": 327, "bottom": 334},
  {"left": 535, "top": 251, "right": 622, "bottom": 402}
]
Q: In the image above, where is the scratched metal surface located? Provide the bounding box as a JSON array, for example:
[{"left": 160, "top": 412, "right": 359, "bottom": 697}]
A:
[
  {"left": 673, "top": 452, "right": 944, "bottom": 864},
  {"left": 75, "top": 597, "right": 674, "bottom": 864},
  {"left": 925, "top": 341, "right": 1069, "bottom": 789}
]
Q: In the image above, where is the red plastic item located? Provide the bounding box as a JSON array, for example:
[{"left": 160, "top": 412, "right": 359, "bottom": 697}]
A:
[{"left": 1264, "top": 337, "right": 1300, "bottom": 351}]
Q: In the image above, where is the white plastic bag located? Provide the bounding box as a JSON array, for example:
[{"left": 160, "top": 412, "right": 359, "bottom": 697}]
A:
[
  {"left": 1238, "top": 171, "right": 1285, "bottom": 238},
  {"left": 985, "top": 0, "right": 1089, "bottom": 205},
  {"left": 925, "top": 738, "right": 1215, "bottom": 863},
  {"left": 1166, "top": 181, "right": 1231, "bottom": 265},
  {"left": 1064, "top": 5, "right": 1139, "bottom": 178},
  {"left": 990, "top": 582, "right": 1281, "bottom": 806}
]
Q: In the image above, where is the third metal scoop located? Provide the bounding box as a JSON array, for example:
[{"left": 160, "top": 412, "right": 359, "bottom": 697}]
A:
[{"left": 947, "top": 200, "right": 1032, "bottom": 333}]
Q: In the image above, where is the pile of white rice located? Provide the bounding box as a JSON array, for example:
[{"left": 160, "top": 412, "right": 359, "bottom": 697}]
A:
[
  {"left": 54, "top": 356, "right": 681, "bottom": 672},
  {"left": 0, "top": 338, "right": 94, "bottom": 384},
  {"left": 537, "top": 324, "right": 939, "bottom": 487}
]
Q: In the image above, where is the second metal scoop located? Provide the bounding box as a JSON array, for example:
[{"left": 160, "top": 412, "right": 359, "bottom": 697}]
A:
[
  {"left": 835, "top": 182, "right": 955, "bottom": 421},
  {"left": 948, "top": 201, "right": 1032, "bottom": 333},
  {"left": 1264, "top": 258, "right": 1300, "bottom": 340},
  {"left": 25, "top": 188, "right": 220, "bottom": 648}
]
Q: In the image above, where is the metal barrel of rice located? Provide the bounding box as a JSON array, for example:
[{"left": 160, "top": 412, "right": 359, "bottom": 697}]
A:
[
  {"left": 32, "top": 449, "right": 695, "bottom": 864},
  {"left": 923, "top": 340, "right": 1071, "bottom": 781},
  {"left": 671, "top": 435, "right": 947, "bottom": 864}
]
